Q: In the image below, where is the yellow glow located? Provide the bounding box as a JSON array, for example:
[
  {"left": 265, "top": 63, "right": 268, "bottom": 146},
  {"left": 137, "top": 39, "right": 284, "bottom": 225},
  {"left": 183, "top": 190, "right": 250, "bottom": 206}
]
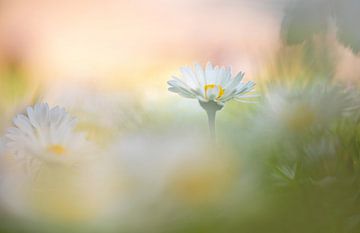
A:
[
  {"left": 284, "top": 104, "right": 316, "bottom": 131},
  {"left": 204, "top": 84, "right": 225, "bottom": 99},
  {"left": 0, "top": 0, "right": 269, "bottom": 94},
  {"left": 48, "top": 144, "right": 66, "bottom": 156},
  {"left": 169, "top": 158, "right": 232, "bottom": 204}
]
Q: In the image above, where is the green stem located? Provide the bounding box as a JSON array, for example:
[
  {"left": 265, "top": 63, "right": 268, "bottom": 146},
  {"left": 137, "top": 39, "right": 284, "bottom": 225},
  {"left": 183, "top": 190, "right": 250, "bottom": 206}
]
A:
[
  {"left": 206, "top": 108, "right": 217, "bottom": 141},
  {"left": 199, "top": 100, "right": 223, "bottom": 143}
]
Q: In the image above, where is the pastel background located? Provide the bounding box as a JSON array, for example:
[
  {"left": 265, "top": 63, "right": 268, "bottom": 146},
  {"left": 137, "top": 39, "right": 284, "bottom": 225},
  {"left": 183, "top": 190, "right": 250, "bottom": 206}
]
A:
[{"left": 0, "top": 1, "right": 360, "bottom": 233}]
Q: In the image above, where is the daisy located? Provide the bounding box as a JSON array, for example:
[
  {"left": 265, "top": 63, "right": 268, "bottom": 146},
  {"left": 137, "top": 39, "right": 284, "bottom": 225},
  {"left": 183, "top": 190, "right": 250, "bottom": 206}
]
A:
[
  {"left": 5, "top": 103, "right": 90, "bottom": 168},
  {"left": 260, "top": 84, "right": 354, "bottom": 134},
  {"left": 44, "top": 86, "right": 142, "bottom": 145},
  {"left": 168, "top": 62, "right": 256, "bottom": 106},
  {"left": 168, "top": 62, "right": 256, "bottom": 140}
]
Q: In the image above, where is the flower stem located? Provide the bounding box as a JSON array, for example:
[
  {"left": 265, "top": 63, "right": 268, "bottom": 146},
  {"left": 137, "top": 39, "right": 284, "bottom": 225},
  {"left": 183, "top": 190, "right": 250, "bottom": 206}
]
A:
[
  {"left": 199, "top": 101, "right": 223, "bottom": 143},
  {"left": 206, "top": 108, "right": 217, "bottom": 141}
]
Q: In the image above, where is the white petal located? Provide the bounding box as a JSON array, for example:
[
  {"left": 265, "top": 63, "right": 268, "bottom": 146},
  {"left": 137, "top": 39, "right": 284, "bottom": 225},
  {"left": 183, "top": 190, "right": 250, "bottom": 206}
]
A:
[
  {"left": 194, "top": 63, "right": 206, "bottom": 86},
  {"left": 180, "top": 67, "right": 200, "bottom": 89},
  {"left": 205, "top": 62, "right": 216, "bottom": 84}
]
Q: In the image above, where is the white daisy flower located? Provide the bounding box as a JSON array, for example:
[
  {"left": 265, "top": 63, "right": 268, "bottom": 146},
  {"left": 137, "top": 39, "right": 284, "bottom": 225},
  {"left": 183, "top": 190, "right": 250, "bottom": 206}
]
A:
[
  {"left": 5, "top": 103, "right": 90, "bottom": 167},
  {"left": 168, "top": 62, "right": 256, "bottom": 106},
  {"left": 168, "top": 62, "right": 256, "bottom": 140}
]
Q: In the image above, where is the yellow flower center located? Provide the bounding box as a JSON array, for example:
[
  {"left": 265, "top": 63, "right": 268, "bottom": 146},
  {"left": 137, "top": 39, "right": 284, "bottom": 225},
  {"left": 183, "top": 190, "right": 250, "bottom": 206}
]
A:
[
  {"left": 48, "top": 144, "right": 67, "bottom": 156},
  {"left": 204, "top": 84, "right": 224, "bottom": 99}
]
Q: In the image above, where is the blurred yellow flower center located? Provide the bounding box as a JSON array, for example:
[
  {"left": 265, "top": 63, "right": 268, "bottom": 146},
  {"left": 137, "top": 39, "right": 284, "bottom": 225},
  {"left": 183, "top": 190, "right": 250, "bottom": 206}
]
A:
[
  {"left": 285, "top": 104, "right": 316, "bottom": 131},
  {"left": 204, "top": 84, "right": 224, "bottom": 99},
  {"left": 48, "top": 144, "right": 66, "bottom": 155}
]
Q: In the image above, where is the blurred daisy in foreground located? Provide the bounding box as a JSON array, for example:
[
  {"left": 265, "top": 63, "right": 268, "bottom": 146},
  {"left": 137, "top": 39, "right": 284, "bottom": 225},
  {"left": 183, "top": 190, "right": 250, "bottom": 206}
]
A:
[
  {"left": 113, "top": 131, "right": 236, "bottom": 207},
  {"left": 5, "top": 103, "right": 92, "bottom": 170},
  {"left": 0, "top": 146, "right": 129, "bottom": 224},
  {"left": 168, "top": 62, "right": 256, "bottom": 140}
]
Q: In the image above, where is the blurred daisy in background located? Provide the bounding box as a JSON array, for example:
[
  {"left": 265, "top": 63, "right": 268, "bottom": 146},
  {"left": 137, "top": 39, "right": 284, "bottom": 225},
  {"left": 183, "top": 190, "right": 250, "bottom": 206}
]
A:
[
  {"left": 44, "top": 85, "right": 143, "bottom": 146},
  {"left": 258, "top": 84, "right": 356, "bottom": 134},
  {"left": 5, "top": 103, "right": 93, "bottom": 172}
]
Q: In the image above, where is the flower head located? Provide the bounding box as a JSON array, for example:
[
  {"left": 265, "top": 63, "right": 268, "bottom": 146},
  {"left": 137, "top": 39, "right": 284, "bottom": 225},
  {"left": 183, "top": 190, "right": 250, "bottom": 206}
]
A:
[
  {"left": 256, "top": 84, "right": 355, "bottom": 135},
  {"left": 5, "top": 103, "right": 90, "bottom": 166},
  {"left": 168, "top": 62, "right": 256, "bottom": 106}
]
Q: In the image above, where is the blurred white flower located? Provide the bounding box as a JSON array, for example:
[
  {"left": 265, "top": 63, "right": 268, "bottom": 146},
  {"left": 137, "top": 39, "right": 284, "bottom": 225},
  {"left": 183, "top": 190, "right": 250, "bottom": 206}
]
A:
[
  {"left": 44, "top": 85, "right": 142, "bottom": 145},
  {"left": 168, "top": 62, "right": 256, "bottom": 106},
  {"left": 258, "top": 84, "right": 355, "bottom": 134},
  {"left": 5, "top": 103, "right": 91, "bottom": 168},
  {"left": 112, "top": 131, "right": 235, "bottom": 206}
]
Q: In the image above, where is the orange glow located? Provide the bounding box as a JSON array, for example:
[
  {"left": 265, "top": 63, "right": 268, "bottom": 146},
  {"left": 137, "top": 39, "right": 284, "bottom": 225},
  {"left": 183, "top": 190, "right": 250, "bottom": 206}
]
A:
[{"left": 0, "top": 0, "right": 279, "bottom": 95}]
